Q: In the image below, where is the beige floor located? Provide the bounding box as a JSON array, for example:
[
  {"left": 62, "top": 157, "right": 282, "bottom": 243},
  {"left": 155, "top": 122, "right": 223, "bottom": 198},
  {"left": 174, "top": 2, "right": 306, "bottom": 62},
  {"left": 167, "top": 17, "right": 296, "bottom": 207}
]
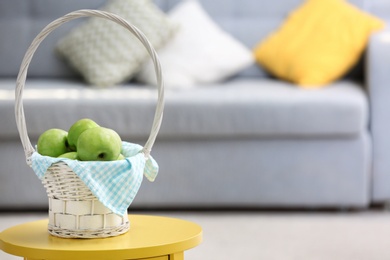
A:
[{"left": 2, "top": 210, "right": 390, "bottom": 260}]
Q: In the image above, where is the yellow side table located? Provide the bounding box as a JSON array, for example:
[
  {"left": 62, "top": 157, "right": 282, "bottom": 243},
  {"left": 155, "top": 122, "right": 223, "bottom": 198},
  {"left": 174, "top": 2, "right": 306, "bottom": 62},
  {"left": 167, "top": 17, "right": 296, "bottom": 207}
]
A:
[{"left": 0, "top": 214, "right": 202, "bottom": 260}]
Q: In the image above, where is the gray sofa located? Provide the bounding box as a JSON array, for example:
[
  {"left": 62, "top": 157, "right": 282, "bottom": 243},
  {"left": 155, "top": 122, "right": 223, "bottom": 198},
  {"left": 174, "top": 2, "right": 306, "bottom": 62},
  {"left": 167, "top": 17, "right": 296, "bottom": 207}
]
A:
[{"left": 1, "top": 0, "right": 390, "bottom": 210}]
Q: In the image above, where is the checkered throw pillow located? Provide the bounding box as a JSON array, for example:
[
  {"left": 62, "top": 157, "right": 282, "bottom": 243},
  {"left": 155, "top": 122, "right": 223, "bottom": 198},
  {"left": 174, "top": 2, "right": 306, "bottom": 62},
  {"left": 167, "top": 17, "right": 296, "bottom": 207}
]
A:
[{"left": 56, "top": 0, "right": 177, "bottom": 87}]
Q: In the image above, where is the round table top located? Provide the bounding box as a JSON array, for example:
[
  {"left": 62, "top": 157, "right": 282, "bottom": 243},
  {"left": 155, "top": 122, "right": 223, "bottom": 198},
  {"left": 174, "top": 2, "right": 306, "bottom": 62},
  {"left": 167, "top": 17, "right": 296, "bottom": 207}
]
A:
[{"left": 0, "top": 214, "right": 202, "bottom": 260}]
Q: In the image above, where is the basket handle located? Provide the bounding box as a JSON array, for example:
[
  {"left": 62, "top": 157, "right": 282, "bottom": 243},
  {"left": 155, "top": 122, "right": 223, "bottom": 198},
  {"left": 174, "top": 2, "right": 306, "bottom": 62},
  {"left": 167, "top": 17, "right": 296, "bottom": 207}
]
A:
[{"left": 15, "top": 9, "right": 165, "bottom": 165}]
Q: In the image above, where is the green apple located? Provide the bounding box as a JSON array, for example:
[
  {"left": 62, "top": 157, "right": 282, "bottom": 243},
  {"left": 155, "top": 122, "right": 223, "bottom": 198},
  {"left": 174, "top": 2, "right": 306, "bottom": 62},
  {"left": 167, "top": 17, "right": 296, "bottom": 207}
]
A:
[
  {"left": 67, "top": 118, "right": 99, "bottom": 151},
  {"left": 58, "top": 152, "right": 79, "bottom": 160},
  {"left": 37, "top": 128, "right": 69, "bottom": 157},
  {"left": 77, "top": 127, "right": 122, "bottom": 161},
  {"left": 117, "top": 154, "right": 125, "bottom": 160}
]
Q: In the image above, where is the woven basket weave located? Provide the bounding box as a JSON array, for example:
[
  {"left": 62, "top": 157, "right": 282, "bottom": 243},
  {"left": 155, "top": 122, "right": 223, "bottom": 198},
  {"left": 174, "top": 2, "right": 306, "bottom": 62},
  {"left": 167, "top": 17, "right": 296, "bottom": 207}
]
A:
[{"left": 14, "top": 10, "right": 165, "bottom": 239}]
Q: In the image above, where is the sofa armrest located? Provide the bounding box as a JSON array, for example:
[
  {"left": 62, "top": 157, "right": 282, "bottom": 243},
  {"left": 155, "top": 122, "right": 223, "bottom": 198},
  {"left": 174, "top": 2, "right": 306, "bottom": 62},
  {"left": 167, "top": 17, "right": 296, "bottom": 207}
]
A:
[{"left": 366, "top": 27, "right": 390, "bottom": 203}]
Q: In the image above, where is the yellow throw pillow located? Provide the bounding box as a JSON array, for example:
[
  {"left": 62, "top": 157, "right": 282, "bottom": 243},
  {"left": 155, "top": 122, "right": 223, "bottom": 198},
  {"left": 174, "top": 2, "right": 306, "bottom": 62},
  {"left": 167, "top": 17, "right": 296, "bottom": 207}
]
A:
[{"left": 253, "top": 0, "right": 385, "bottom": 88}]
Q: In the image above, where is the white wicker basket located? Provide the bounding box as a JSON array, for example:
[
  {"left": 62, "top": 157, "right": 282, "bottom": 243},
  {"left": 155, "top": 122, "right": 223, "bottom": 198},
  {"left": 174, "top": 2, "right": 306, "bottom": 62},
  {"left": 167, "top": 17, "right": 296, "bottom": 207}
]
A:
[{"left": 14, "top": 10, "right": 165, "bottom": 239}]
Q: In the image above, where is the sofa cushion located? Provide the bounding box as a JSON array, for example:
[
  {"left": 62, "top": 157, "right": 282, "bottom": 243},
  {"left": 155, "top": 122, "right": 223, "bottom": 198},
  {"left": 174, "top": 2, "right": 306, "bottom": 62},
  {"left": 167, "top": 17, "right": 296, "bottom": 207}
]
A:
[
  {"left": 56, "top": 0, "right": 177, "bottom": 87},
  {"left": 160, "top": 79, "right": 368, "bottom": 139},
  {"left": 1, "top": 78, "right": 367, "bottom": 141},
  {"left": 253, "top": 0, "right": 384, "bottom": 87},
  {"left": 136, "top": 0, "right": 254, "bottom": 88}
]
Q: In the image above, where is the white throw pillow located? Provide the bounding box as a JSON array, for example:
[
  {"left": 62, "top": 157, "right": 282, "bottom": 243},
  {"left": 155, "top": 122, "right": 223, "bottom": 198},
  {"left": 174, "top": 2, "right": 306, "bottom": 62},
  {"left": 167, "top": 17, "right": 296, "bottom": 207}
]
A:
[
  {"left": 56, "top": 0, "right": 177, "bottom": 87},
  {"left": 136, "top": 0, "right": 254, "bottom": 88}
]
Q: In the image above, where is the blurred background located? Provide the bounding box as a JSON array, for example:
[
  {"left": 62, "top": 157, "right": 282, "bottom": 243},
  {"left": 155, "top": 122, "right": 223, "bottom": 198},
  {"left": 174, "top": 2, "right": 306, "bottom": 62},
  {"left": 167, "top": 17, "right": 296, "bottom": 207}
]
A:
[{"left": 1, "top": 0, "right": 390, "bottom": 259}]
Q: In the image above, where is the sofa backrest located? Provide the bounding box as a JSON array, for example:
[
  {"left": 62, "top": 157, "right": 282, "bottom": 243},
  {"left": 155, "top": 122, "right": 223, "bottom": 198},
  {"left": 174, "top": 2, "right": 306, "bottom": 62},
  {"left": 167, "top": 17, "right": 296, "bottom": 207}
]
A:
[
  {"left": 0, "top": 0, "right": 384, "bottom": 79},
  {"left": 0, "top": 0, "right": 105, "bottom": 78}
]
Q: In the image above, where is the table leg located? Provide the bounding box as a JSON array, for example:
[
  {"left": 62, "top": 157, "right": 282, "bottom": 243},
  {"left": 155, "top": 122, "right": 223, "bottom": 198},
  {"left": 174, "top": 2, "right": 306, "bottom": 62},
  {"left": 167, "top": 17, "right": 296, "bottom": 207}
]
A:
[
  {"left": 169, "top": 252, "right": 184, "bottom": 260},
  {"left": 137, "top": 256, "right": 168, "bottom": 260}
]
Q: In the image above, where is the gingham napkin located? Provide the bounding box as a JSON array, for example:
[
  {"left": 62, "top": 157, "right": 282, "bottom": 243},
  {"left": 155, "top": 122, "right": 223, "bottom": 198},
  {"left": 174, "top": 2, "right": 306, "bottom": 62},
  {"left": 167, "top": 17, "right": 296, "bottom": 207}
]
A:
[{"left": 31, "top": 141, "right": 158, "bottom": 216}]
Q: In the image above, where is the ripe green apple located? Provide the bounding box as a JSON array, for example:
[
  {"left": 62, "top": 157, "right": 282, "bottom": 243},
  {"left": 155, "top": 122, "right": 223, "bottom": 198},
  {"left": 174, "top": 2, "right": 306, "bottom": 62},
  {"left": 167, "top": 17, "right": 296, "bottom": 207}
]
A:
[
  {"left": 58, "top": 152, "right": 79, "bottom": 160},
  {"left": 77, "top": 127, "right": 122, "bottom": 161},
  {"left": 67, "top": 118, "right": 99, "bottom": 151},
  {"left": 37, "top": 128, "right": 69, "bottom": 157}
]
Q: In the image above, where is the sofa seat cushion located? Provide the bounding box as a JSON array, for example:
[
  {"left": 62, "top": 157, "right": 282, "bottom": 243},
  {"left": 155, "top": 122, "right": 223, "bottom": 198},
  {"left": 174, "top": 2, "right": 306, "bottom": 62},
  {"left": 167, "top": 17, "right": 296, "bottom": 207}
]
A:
[
  {"left": 162, "top": 78, "right": 368, "bottom": 139},
  {"left": 0, "top": 78, "right": 367, "bottom": 141}
]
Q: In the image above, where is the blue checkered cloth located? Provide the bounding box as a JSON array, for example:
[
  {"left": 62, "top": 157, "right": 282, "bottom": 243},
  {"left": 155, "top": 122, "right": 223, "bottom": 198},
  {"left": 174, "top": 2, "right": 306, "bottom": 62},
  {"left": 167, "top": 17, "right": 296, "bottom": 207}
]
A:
[{"left": 31, "top": 141, "right": 158, "bottom": 216}]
